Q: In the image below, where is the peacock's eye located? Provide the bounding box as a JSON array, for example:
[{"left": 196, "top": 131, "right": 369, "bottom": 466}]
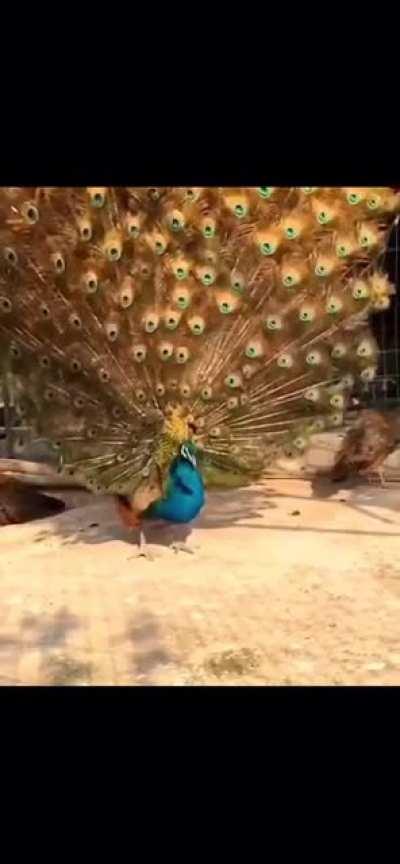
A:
[
  {"left": 266, "top": 315, "right": 282, "bottom": 330},
  {"left": 336, "top": 243, "right": 349, "bottom": 258},
  {"left": 119, "top": 289, "right": 133, "bottom": 308},
  {"left": 331, "top": 343, "right": 347, "bottom": 359},
  {"left": 367, "top": 196, "right": 380, "bottom": 210},
  {"left": 89, "top": 189, "right": 106, "bottom": 208},
  {"left": 105, "top": 323, "right": 119, "bottom": 341},
  {"left": 175, "top": 291, "right": 190, "bottom": 309},
  {"left": 201, "top": 386, "right": 213, "bottom": 400},
  {"left": 84, "top": 272, "right": 98, "bottom": 293},
  {"left": 168, "top": 210, "right": 185, "bottom": 232},
  {"left": 173, "top": 261, "right": 189, "bottom": 280},
  {"left": 257, "top": 186, "right": 273, "bottom": 198},
  {"left": 360, "top": 233, "right": 373, "bottom": 248},
  {"left": 317, "top": 210, "right": 331, "bottom": 225},
  {"left": 165, "top": 314, "right": 180, "bottom": 330},
  {"left": 185, "top": 188, "right": 201, "bottom": 201},
  {"left": 301, "top": 187, "right": 317, "bottom": 194},
  {"left": 356, "top": 339, "right": 374, "bottom": 357},
  {"left": 0, "top": 296, "right": 12, "bottom": 313},
  {"left": 225, "top": 373, "right": 242, "bottom": 389},
  {"left": 230, "top": 271, "right": 245, "bottom": 294},
  {"left": 70, "top": 314, "right": 82, "bottom": 329},
  {"left": 245, "top": 342, "right": 262, "bottom": 359},
  {"left": 176, "top": 346, "right": 190, "bottom": 364},
  {"left": 234, "top": 203, "right": 248, "bottom": 218},
  {"left": 133, "top": 345, "right": 147, "bottom": 363},
  {"left": 218, "top": 299, "right": 234, "bottom": 314},
  {"left": 260, "top": 240, "right": 277, "bottom": 256},
  {"left": 22, "top": 202, "right": 39, "bottom": 224},
  {"left": 352, "top": 281, "right": 369, "bottom": 300},
  {"left": 201, "top": 218, "right": 216, "bottom": 238},
  {"left": 327, "top": 297, "right": 343, "bottom": 314},
  {"left": 347, "top": 192, "right": 362, "bottom": 205},
  {"left": 282, "top": 273, "right": 296, "bottom": 287},
  {"left": 305, "top": 388, "right": 320, "bottom": 402},
  {"left": 51, "top": 252, "right": 65, "bottom": 273},
  {"left": 277, "top": 353, "right": 293, "bottom": 368},
  {"left": 70, "top": 358, "right": 81, "bottom": 373},
  {"left": 306, "top": 350, "right": 322, "bottom": 366},
  {"left": 360, "top": 366, "right": 376, "bottom": 382},
  {"left": 127, "top": 218, "right": 140, "bottom": 237},
  {"left": 285, "top": 226, "right": 298, "bottom": 240},
  {"left": 4, "top": 247, "right": 18, "bottom": 265},
  {"left": 200, "top": 269, "right": 216, "bottom": 286},
  {"left": 158, "top": 342, "right": 173, "bottom": 361},
  {"left": 330, "top": 394, "right": 344, "bottom": 409},
  {"left": 315, "top": 263, "right": 328, "bottom": 277},
  {"left": 154, "top": 237, "right": 167, "bottom": 255},
  {"left": 156, "top": 383, "right": 165, "bottom": 396},
  {"left": 80, "top": 224, "right": 92, "bottom": 241},
  {"left": 144, "top": 314, "right": 159, "bottom": 333},
  {"left": 299, "top": 307, "right": 315, "bottom": 323},
  {"left": 294, "top": 437, "right": 307, "bottom": 451},
  {"left": 189, "top": 316, "right": 205, "bottom": 335},
  {"left": 106, "top": 244, "right": 121, "bottom": 262}
]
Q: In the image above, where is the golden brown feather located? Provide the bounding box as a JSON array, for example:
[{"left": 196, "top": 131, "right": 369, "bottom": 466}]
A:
[{"left": 0, "top": 186, "right": 398, "bottom": 524}]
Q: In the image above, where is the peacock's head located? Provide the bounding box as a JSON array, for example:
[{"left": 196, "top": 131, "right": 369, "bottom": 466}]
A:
[{"left": 179, "top": 440, "right": 198, "bottom": 468}]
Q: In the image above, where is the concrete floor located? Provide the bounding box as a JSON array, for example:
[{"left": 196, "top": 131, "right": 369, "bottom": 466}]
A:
[{"left": 1, "top": 478, "right": 400, "bottom": 686}]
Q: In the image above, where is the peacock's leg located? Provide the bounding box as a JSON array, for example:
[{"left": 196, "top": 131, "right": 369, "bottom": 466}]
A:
[
  {"left": 377, "top": 464, "right": 387, "bottom": 488},
  {"left": 135, "top": 526, "right": 157, "bottom": 561},
  {"left": 116, "top": 496, "right": 155, "bottom": 560}
]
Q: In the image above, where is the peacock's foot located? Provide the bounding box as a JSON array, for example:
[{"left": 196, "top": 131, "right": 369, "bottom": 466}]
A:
[
  {"left": 171, "top": 541, "right": 198, "bottom": 555},
  {"left": 132, "top": 546, "right": 156, "bottom": 562},
  {"left": 128, "top": 529, "right": 160, "bottom": 562}
]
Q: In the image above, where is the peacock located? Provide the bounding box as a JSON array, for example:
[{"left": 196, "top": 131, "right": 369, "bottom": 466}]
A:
[{"left": 0, "top": 186, "right": 399, "bottom": 553}]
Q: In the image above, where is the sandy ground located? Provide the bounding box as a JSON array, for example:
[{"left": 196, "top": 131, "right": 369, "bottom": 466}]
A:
[{"left": 1, "top": 477, "right": 400, "bottom": 686}]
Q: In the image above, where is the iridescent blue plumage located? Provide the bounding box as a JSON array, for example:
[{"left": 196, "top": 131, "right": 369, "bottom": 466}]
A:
[{"left": 145, "top": 443, "right": 205, "bottom": 524}]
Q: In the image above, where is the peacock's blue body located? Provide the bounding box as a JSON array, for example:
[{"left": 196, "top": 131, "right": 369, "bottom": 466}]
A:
[{"left": 145, "top": 445, "right": 205, "bottom": 524}]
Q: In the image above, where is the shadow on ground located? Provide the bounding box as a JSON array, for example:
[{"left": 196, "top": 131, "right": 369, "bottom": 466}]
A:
[
  {"left": 13, "top": 476, "right": 400, "bottom": 555},
  {"left": 0, "top": 605, "right": 93, "bottom": 686}
]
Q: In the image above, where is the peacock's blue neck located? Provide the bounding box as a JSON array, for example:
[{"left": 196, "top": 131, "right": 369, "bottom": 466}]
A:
[{"left": 145, "top": 456, "right": 205, "bottom": 524}]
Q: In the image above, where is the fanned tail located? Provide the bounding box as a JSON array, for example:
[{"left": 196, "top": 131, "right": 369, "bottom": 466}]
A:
[{"left": 0, "top": 186, "right": 398, "bottom": 496}]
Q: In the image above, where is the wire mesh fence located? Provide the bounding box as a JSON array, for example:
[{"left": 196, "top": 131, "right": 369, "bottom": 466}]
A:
[{"left": 357, "top": 216, "right": 400, "bottom": 407}]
